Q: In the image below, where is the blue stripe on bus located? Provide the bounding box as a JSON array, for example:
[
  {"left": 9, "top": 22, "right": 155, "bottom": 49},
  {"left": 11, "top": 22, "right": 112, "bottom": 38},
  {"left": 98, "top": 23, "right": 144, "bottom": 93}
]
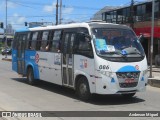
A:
[
  {"left": 117, "top": 65, "right": 140, "bottom": 72},
  {"left": 25, "top": 50, "right": 40, "bottom": 79},
  {"left": 12, "top": 49, "right": 40, "bottom": 79}
]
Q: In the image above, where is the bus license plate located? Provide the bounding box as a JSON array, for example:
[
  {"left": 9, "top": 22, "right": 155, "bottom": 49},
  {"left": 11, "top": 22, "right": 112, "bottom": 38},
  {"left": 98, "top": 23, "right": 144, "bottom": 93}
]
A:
[{"left": 125, "top": 79, "right": 135, "bottom": 83}]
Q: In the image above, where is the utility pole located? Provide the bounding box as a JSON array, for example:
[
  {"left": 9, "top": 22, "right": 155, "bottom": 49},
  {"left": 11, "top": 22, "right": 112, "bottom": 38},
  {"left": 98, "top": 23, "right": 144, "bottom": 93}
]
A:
[
  {"left": 130, "top": 0, "right": 134, "bottom": 29},
  {"left": 59, "top": 0, "right": 62, "bottom": 24},
  {"left": 150, "top": 0, "right": 155, "bottom": 78},
  {"left": 5, "top": 0, "right": 8, "bottom": 58},
  {"left": 56, "top": 0, "right": 59, "bottom": 25}
]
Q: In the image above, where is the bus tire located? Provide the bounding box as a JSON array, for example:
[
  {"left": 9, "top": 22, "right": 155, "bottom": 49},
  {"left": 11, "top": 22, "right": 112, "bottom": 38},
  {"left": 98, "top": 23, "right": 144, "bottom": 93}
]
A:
[
  {"left": 27, "top": 67, "right": 35, "bottom": 85},
  {"left": 122, "top": 93, "right": 136, "bottom": 98},
  {"left": 76, "top": 77, "right": 91, "bottom": 101}
]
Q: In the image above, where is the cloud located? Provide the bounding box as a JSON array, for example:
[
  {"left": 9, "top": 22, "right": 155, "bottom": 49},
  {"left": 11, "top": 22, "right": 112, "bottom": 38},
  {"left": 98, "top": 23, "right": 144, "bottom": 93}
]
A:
[
  {"left": 43, "top": 1, "right": 56, "bottom": 13},
  {"left": 8, "top": 1, "right": 17, "bottom": 8},
  {"left": 9, "top": 13, "right": 26, "bottom": 29},
  {"left": 43, "top": 1, "right": 74, "bottom": 14},
  {"left": 0, "top": 1, "right": 17, "bottom": 10}
]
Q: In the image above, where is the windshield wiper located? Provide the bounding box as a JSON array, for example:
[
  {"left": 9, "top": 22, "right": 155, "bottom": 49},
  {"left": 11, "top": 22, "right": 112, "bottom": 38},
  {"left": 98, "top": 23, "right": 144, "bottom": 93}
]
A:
[
  {"left": 98, "top": 50, "right": 125, "bottom": 57},
  {"left": 121, "top": 47, "right": 144, "bottom": 57}
]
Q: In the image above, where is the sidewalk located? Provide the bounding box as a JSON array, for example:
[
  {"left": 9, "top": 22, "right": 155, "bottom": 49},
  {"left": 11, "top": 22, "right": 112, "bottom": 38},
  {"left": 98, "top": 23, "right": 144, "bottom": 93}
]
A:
[
  {"left": 1, "top": 55, "right": 12, "bottom": 62},
  {"left": 148, "top": 66, "right": 160, "bottom": 88}
]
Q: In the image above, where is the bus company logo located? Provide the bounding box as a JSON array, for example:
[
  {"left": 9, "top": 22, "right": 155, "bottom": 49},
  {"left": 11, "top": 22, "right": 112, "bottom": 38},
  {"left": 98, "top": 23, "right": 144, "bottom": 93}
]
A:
[
  {"left": 135, "top": 65, "right": 139, "bottom": 70},
  {"left": 80, "top": 59, "right": 87, "bottom": 69},
  {"left": 35, "top": 53, "right": 39, "bottom": 64}
]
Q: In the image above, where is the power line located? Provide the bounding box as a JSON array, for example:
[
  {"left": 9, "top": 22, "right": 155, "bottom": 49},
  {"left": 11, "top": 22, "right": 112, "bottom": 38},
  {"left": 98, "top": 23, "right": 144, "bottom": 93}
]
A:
[
  {"left": 7, "top": 0, "right": 105, "bottom": 11},
  {"left": 8, "top": 15, "right": 56, "bottom": 18}
]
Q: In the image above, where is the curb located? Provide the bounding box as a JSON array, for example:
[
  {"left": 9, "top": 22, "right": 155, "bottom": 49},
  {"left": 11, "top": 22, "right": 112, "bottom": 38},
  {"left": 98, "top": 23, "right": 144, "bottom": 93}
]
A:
[
  {"left": 148, "top": 78, "right": 160, "bottom": 88},
  {"left": 1, "top": 58, "right": 12, "bottom": 62}
]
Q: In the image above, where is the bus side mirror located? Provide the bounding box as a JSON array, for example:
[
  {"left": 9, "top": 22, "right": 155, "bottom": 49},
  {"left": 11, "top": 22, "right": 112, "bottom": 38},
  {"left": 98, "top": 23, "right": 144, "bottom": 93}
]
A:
[{"left": 77, "top": 32, "right": 91, "bottom": 42}]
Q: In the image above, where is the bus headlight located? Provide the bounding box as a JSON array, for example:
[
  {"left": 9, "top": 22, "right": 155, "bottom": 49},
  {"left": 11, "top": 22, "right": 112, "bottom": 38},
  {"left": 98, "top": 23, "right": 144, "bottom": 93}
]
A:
[{"left": 99, "top": 71, "right": 113, "bottom": 78}]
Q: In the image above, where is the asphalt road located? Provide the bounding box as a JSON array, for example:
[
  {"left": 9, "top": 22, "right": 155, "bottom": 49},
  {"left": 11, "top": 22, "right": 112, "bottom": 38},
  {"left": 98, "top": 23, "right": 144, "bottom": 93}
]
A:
[{"left": 0, "top": 55, "right": 160, "bottom": 120}]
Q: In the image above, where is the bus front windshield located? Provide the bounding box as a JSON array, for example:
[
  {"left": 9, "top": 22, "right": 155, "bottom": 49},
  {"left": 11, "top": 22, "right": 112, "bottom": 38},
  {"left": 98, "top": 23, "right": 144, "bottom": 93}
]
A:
[{"left": 92, "top": 28, "right": 145, "bottom": 58}]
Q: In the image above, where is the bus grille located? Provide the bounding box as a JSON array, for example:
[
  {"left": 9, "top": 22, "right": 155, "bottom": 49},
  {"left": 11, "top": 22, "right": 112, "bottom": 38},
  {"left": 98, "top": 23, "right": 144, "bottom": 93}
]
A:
[
  {"left": 119, "top": 82, "right": 138, "bottom": 88},
  {"left": 116, "top": 72, "right": 140, "bottom": 88}
]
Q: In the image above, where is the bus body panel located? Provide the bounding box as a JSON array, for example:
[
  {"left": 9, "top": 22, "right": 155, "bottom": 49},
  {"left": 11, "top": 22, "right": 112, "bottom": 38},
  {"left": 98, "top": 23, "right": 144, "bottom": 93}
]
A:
[
  {"left": 74, "top": 55, "right": 96, "bottom": 93},
  {"left": 37, "top": 52, "right": 62, "bottom": 85},
  {"left": 25, "top": 50, "right": 40, "bottom": 79}
]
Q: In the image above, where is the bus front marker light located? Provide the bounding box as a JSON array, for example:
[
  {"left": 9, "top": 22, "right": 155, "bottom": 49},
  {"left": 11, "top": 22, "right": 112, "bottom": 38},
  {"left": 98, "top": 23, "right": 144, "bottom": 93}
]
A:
[
  {"left": 141, "top": 76, "right": 144, "bottom": 81},
  {"left": 111, "top": 78, "right": 115, "bottom": 83}
]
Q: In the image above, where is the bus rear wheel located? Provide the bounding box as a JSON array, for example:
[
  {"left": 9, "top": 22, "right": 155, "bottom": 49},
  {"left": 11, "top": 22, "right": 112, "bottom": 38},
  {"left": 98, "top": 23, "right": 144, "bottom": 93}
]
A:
[
  {"left": 122, "top": 93, "right": 136, "bottom": 98},
  {"left": 27, "top": 67, "right": 35, "bottom": 85},
  {"left": 76, "top": 77, "right": 91, "bottom": 101}
]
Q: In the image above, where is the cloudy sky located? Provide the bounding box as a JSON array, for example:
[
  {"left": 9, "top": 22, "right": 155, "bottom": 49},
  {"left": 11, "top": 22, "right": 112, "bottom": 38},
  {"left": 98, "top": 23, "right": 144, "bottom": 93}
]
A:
[{"left": 0, "top": 0, "right": 146, "bottom": 32}]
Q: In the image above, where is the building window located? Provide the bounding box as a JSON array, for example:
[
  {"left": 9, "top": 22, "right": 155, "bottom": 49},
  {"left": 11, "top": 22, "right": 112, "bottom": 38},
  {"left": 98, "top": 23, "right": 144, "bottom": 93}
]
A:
[
  {"left": 155, "top": 2, "right": 159, "bottom": 12},
  {"left": 102, "top": 13, "right": 105, "bottom": 21}
]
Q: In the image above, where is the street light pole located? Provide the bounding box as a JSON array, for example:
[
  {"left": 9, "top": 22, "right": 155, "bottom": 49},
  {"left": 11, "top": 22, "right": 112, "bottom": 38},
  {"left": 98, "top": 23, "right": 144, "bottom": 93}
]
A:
[
  {"left": 59, "top": 0, "right": 62, "bottom": 24},
  {"left": 150, "top": 0, "right": 155, "bottom": 78},
  {"left": 5, "top": 0, "right": 8, "bottom": 58},
  {"left": 130, "top": 0, "right": 134, "bottom": 29},
  {"left": 56, "top": 0, "right": 59, "bottom": 25}
]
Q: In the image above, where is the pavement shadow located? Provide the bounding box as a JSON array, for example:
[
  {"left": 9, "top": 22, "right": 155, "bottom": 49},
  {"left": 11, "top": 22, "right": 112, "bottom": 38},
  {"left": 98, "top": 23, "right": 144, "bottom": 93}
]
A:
[{"left": 11, "top": 77, "right": 145, "bottom": 105}]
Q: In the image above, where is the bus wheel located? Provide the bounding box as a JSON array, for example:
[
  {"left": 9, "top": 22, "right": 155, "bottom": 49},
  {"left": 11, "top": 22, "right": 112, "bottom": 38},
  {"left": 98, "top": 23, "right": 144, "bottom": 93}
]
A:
[
  {"left": 27, "top": 67, "right": 35, "bottom": 85},
  {"left": 122, "top": 93, "right": 136, "bottom": 98},
  {"left": 76, "top": 77, "right": 91, "bottom": 101}
]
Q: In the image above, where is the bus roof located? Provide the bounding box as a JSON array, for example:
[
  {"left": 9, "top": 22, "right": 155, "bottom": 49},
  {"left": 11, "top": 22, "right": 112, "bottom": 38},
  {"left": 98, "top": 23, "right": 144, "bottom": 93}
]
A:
[
  {"left": 16, "top": 28, "right": 29, "bottom": 32},
  {"left": 15, "top": 22, "right": 131, "bottom": 33}
]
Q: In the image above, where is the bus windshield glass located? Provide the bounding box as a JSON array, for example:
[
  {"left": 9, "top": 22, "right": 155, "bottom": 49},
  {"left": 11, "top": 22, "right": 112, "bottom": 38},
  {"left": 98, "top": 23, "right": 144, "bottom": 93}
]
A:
[{"left": 92, "top": 28, "right": 145, "bottom": 57}]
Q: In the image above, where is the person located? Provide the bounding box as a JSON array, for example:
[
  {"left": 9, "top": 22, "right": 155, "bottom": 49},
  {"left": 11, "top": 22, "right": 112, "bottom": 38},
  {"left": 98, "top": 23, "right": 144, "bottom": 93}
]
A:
[{"left": 45, "top": 44, "right": 49, "bottom": 51}]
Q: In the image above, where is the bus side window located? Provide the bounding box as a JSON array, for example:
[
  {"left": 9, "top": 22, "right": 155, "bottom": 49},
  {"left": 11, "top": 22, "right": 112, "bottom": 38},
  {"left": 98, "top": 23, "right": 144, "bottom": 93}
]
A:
[
  {"left": 31, "top": 32, "right": 38, "bottom": 50},
  {"left": 25, "top": 32, "right": 30, "bottom": 49},
  {"left": 28, "top": 32, "right": 33, "bottom": 49},
  {"left": 76, "top": 33, "right": 93, "bottom": 58},
  {"left": 13, "top": 33, "right": 19, "bottom": 49},
  {"left": 40, "top": 31, "right": 49, "bottom": 51},
  {"left": 51, "top": 30, "right": 62, "bottom": 52},
  {"left": 48, "top": 30, "right": 53, "bottom": 52},
  {"left": 36, "top": 31, "right": 43, "bottom": 51}
]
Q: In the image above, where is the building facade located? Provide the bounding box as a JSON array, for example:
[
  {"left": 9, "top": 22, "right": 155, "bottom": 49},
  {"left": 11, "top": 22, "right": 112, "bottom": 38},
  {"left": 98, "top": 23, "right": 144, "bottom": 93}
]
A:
[{"left": 101, "top": 0, "right": 160, "bottom": 66}]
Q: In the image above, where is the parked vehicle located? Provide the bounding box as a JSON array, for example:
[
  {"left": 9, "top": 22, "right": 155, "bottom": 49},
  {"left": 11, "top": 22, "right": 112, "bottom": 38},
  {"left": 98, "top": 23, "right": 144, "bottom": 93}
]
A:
[{"left": 1, "top": 48, "right": 12, "bottom": 55}]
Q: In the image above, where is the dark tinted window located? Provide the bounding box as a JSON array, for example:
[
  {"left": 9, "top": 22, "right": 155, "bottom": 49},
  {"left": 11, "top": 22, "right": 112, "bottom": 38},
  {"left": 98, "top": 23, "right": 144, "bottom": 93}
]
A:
[
  {"left": 50, "top": 30, "right": 62, "bottom": 52},
  {"left": 31, "top": 32, "right": 38, "bottom": 50}
]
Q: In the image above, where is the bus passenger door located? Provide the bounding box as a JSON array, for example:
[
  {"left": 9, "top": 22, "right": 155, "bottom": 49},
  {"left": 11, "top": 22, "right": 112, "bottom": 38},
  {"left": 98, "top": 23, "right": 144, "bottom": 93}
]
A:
[
  {"left": 17, "top": 34, "right": 26, "bottom": 74},
  {"left": 62, "top": 33, "right": 75, "bottom": 87}
]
